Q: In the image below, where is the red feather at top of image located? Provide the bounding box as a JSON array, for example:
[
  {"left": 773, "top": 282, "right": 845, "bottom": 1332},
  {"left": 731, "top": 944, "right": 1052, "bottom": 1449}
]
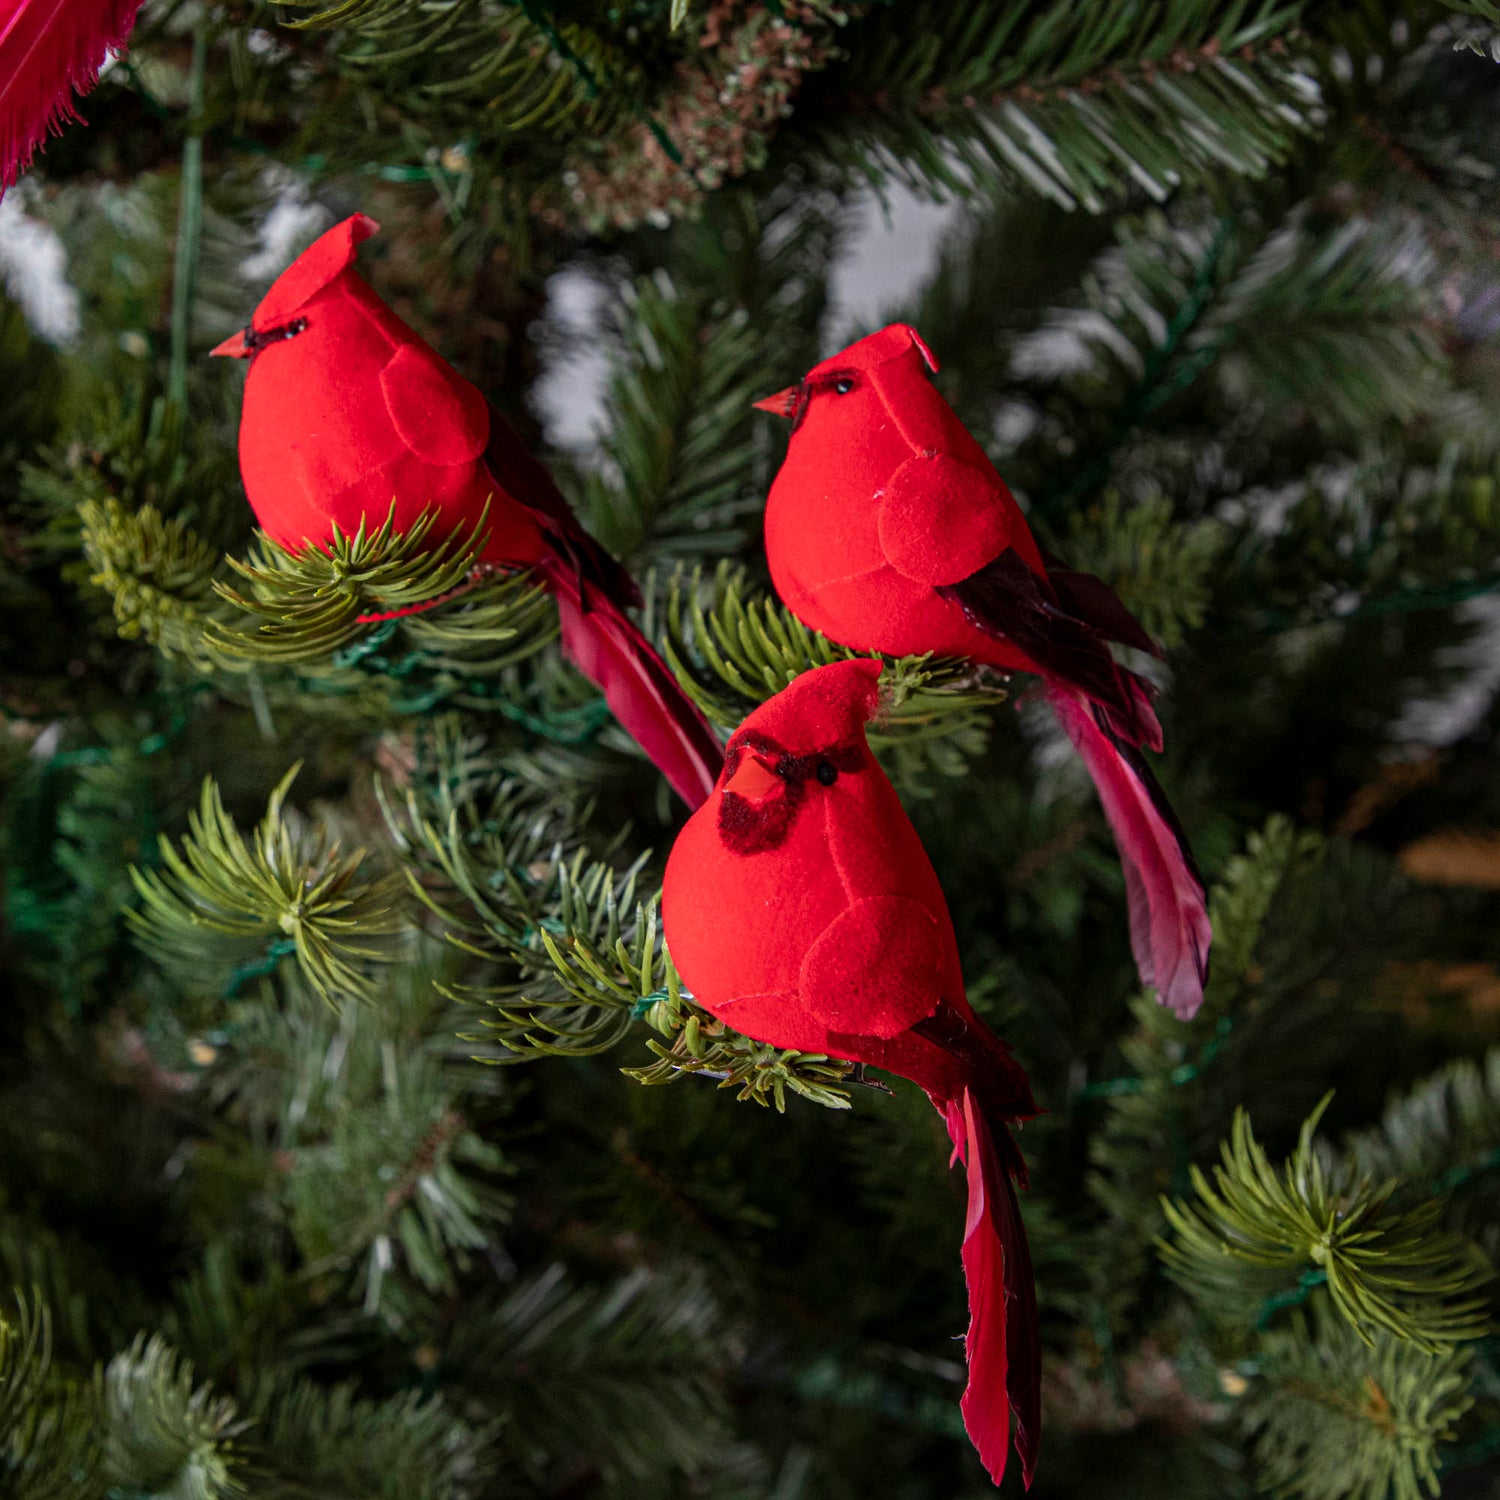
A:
[{"left": 0, "top": 0, "right": 144, "bottom": 190}]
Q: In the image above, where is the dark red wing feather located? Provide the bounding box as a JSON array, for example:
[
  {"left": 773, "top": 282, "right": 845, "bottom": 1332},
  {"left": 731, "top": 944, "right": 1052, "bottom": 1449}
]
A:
[
  {"left": 1039, "top": 553, "right": 1163, "bottom": 659},
  {"left": 939, "top": 548, "right": 1149, "bottom": 741}
]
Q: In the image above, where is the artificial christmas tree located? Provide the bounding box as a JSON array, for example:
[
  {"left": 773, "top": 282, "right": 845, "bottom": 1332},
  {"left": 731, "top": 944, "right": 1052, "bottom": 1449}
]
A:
[{"left": 1, "top": 2, "right": 1498, "bottom": 1495}]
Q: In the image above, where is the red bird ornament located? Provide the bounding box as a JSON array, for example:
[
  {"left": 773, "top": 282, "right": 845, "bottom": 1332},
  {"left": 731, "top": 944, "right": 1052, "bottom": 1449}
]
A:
[
  {"left": 755, "top": 325, "right": 1211, "bottom": 1018},
  {"left": 663, "top": 659, "right": 1041, "bottom": 1488},
  {"left": 0, "top": 0, "right": 143, "bottom": 190},
  {"left": 212, "top": 214, "right": 721, "bottom": 809}
]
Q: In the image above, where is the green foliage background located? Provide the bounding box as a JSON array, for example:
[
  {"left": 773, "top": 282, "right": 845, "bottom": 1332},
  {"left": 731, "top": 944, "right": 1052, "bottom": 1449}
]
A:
[{"left": 2, "top": 0, "right": 1500, "bottom": 1494}]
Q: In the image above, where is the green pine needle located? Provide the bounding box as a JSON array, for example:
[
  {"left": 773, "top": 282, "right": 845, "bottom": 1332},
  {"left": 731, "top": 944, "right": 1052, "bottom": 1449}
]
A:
[
  {"left": 245, "top": 1377, "right": 496, "bottom": 1497},
  {"left": 386, "top": 763, "right": 854, "bottom": 1107},
  {"left": 812, "top": 0, "right": 1318, "bottom": 210},
  {"left": 1161, "top": 1098, "right": 1494, "bottom": 1353},
  {"left": 78, "top": 498, "right": 224, "bottom": 662},
  {"left": 129, "top": 765, "right": 408, "bottom": 1005},
  {"left": 283, "top": 1048, "right": 509, "bottom": 1317},
  {"left": 1246, "top": 1306, "right": 1475, "bottom": 1500},
  {"left": 662, "top": 562, "right": 1007, "bottom": 766},
  {"left": 210, "top": 505, "right": 504, "bottom": 664},
  {"left": 0, "top": 1294, "right": 102, "bottom": 1500},
  {"left": 101, "top": 1335, "right": 244, "bottom": 1498}
]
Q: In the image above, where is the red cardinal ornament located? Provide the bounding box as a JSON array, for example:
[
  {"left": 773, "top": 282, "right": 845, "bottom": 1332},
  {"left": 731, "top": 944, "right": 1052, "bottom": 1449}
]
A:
[
  {"left": 755, "top": 325, "right": 1211, "bottom": 1018},
  {"left": 0, "top": 0, "right": 143, "bottom": 190},
  {"left": 212, "top": 214, "right": 721, "bottom": 809},
  {"left": 663, "top": 659, "right": 1041, "bottom": 1488}
]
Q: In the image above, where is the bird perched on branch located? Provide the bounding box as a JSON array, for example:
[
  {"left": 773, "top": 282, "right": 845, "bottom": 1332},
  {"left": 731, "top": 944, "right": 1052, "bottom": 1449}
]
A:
[
  {"left": 212, "top": 214, "right": 721, "bottom": 809},
  {"left": 662, "top": 659, "right": 1041, "bottom": 1487},
  {"left": 754, "top": 324, "right": 1211, "bottom": 1018}
]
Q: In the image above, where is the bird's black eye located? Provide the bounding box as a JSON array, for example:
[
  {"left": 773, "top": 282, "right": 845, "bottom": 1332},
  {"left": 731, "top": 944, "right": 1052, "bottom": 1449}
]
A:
[
  {"left": 834, "top": 378, "right": 854, "bottom": 395},
  {"left": 815, "top": 759, "right": 838, "bottom": 786}
]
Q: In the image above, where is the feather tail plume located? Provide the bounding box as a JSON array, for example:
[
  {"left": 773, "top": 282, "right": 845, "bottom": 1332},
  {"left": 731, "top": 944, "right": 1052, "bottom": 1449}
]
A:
[
  {"left": 1045, "top": 682, "right": 1210, "bottom": 1018},
  {"left": 0, "top": 0, "right": 144, "bottom": 189},
  {"left": 542, "top": 557, "right": 721, "bottom": 810},
  {"left": 944, "top": 1087, "right": 1040, "bottom": 1488}
]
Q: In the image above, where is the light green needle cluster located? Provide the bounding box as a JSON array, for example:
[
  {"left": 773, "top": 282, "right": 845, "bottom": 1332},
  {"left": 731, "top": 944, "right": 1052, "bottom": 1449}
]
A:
[
  {"left": 210, "top": 505, "right": 496, "bottom": 664},
  {"left": 129, "top": 766, "right": 408, "bottom": 1006},
  {"left": 1161, "top": 1099, "right": 1493, "bottom": 1352},
  {"left": 78, "top": 498, "right": 224, "bottom": 663},
  {"left": 1247, "top": 1308, "right": 1476, "bottom": 1500}
]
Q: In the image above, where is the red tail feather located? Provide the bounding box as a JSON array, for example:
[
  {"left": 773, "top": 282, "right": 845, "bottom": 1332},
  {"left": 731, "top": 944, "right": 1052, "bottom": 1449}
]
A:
[
  {"left": 945, "top": 1086, "right": 1040, "bottom": 1488},
  {"left": 542, "top": 558, "right": 721, "bottom": 809},
  {"left": 0, "top": 0, "right": 143, "bottom": 189},
  {"left": 1046, "top": 683, "right": 1210, "bottom": 1018}
]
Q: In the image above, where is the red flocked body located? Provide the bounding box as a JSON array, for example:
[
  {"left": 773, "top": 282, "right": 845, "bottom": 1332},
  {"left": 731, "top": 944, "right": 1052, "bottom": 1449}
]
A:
[
  {"left": 758, "top": 325, "right": 1212, "bottom": 1019},
  {"left": 218, "top": 213, "right": 545, "bottom": 567},
  {"left": 215, "top": 215, "right": 722, "bottom": 809},
  {"left": 663, "top": 660, "right": 1041, "bottom": 1487},
  {"left": 764, "top": 325, "right": 1045, "bottom": 672},
  {"left": 0, "top": 0, "right": 144, "bottom": 190}
]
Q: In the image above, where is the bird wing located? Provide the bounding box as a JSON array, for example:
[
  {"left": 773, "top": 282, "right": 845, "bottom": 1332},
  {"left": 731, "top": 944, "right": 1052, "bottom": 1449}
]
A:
[
  {"left": 379, "top": 341, "right": 491, "bottom": 467},
  {"left": 876, "top": 452, "right": 1016, "bottom": 586},
  {"left": 797, "top": 894, "right": 947, "bottom": 1039},
  {"left": 1039, "top": 549, "right": 1163, "bottom": 658},
  {"left": 939, "top": 548, "right": 1154, "bottom": 740}
]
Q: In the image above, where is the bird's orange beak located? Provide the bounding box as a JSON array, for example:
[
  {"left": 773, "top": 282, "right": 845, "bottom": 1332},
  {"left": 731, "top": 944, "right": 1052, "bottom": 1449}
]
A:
[
  {"left": 210, "top": 328, "right": 252, "bottom": 359},
  {"left": 752, "top": 385, "right": 800, "bottom": 419},
  {"left": 724, "top": 752, "right": 782, "bottom": 800}
]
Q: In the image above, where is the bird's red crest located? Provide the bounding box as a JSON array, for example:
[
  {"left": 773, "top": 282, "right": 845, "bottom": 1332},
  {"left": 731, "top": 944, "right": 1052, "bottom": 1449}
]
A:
[
  {"left": 804, "top": 323, "right": 939, "bottom": 383},
  {"left": 252, "top": 213, "right": 379, "bottom": 329},
  {"left": 721, "top": 659, "right": 881, "bottom": 774}
]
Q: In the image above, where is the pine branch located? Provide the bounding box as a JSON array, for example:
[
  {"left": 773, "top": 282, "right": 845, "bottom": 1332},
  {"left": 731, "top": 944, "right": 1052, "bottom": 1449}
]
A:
[
  {"left": 661, "top": 563, "right": 1006, "bottom": 776},
  {"left": 0, "top": 1295, "right": 101, "bottom": 1500},
  {"left": 202, "top": 507, "right": 561, "bottom": 727},
  {"left": 128, "top": 765, "right": 408, "bottom": 1005},
  {"left": 1085, "top": 817, "right": 1370, "bottom": 1308},
  {"left": 1062, "top": 491, "right": 1228, "bottom": 649},
  {"left": 1232, "top": 452, "right": 1500, "bottom": 634},
  {"left": 163, "top": 1248, "right": 348, "bottom": 1389},
  {"left": 208, "top": 504, "right": 548, "bottom": 667},
  {"left": 807, "top": 0, "right": 1318, "bottom": 210},
  {"left": 556, "top": 188, "right": 843, "bottom": 559},
  {"left": 1016, "top": 200, "right": 1450, "bottom": 523},
  {"left": 283, "top": 1047, "right": 509, "bottom": 1318},
  {"left": 4, "top": 737, "right": 171, "bottom": 1010},
  {"left": 183, "top": 946, "right": 509, "bottom": 1323},
  {"left": 101, "top": 1335, "right": 243, "bottom": 1498},
  {"left": 21, "top": 386, "right": 244, "bottom": 560},
  {"left": 386, "top": 760, "right": 855, "bottom": 1107},
  {"left": 78, "top": 497, "right": 225, "bottom": 662},
  {"left": 269, "top": 0, "right": 633, "bottom": 140},
  {"left": 442, "top": 1262, "right": 736, "bottom": 1488},
  {"left": 1342, "top": 1050, "right": 1500, "bottom": 1225},
  {"left": 245, "top": 1377, "right": 496, "bottom": 1499},
  {"left": 1245, "top": 1306, "right": 1475, "bottom": 1500},
  {"left": 624, "top": 978, "right": 854, "bottom": 1113},
  {"left": 1160, "top": 1098, "right": 1493, "bottom": 1353},
  {"left": 572, "top": 273, "right": 789, "bottom": 564}
]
